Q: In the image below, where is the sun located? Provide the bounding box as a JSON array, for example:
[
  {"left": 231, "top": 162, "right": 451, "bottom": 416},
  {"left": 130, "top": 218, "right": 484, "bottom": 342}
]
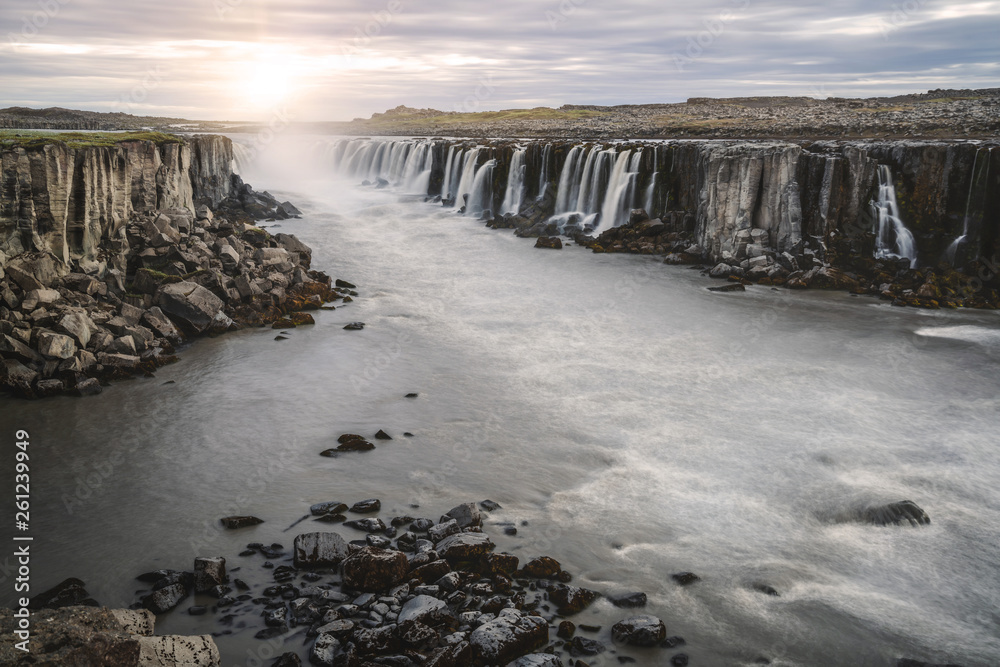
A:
[{"left": 239, "top": 58, "right": 296, "bottom": 110}]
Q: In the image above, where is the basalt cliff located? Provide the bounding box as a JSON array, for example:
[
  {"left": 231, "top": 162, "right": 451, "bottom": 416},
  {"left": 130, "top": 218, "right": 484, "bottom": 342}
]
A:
[
  {"left": 0, "top": 134, "right": 349, "bottom": 398},
  {"left": 327, "top": 137, "right": 1000, "bottom": 308}
]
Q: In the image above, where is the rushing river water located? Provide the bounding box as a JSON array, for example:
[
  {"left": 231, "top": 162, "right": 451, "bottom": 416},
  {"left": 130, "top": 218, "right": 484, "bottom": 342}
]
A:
[{"left": 2, "top": 136, "right": 1000, "bottom": 666}]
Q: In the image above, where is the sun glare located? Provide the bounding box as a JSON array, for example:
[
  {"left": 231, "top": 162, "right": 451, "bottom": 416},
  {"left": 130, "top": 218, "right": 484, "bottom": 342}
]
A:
[{"left": 239, "top": 58, "right": 296, "bottom": 110}]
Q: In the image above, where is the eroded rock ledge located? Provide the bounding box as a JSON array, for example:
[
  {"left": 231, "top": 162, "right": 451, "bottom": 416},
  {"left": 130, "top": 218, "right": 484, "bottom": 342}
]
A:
[{"left": 0, "top": 135, "right": 352, "bottom": 398}]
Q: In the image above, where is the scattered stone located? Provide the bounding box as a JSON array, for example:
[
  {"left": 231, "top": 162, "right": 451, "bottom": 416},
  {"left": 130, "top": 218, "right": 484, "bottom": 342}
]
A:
[
  {"left": 548, "top": 585, "right": 599, "bottom": 615},
  {"left": 672, "top": 572, "right": 700, "bottom": 586},
  {"left": 707, "top": 283, "right": 746, "bottom": 292},
  {"left": 609, "top": 592, "right": 647, "bottom": 608},
  {"left": 311, "top": 502, "right": 349, "bottom": 516},
  {"left": 220, "top": 516, "right": 264, "bottom": 529},
  {"left": 343, "top": 322, "right": 365, "bottom": 330},
  {"left": 480, "top": 500, "right": 502, "bottom": 511},
  {"left": 861, "top": 500, "right": 931, "bottom": 527},
  {"left": 468, "top": 612, "right": 548, "bottom": 664},
  {"left": 569, "top": 636, "right": 606, "bottom": 656},
  {"left": 374, "top": 429, "right": 393, "bottom": 440},
  {"left": 341, "top": 547, "right": 410, "bottom": 592},
  {"left": 193, "top": 557, "right": 227, "bottom": 593},
  {"left": 143, "top": 583, "right": 188, "bottom": 614},
  {"left": 293, "top": 532, "right": 351, "bottom": 568},
  {"left": 535, "top": 237, "right": 563, "bottom": 249},
  {"left": 612, "top": 615, "right": 667, "bottom": 647},
  {"left": 350, "top": 499, "right": 382, "bottom": 513},
  {"left": 436, "top": 532, "right": 495, "bottom": 562},
  {"left": 522, "top": 556, "right": 561, "bottom": 578}
]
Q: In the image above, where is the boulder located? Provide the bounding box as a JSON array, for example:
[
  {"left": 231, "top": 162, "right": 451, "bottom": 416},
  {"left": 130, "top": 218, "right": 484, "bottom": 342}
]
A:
[
  {"left": 436, "top": 532, "right": 495, "bottom": 562},
  {"left": 534, "top": 237, "right": 563, "bottom": 250},
  {"left": 609, "top": 592, "right": 647, "bottom": 608},
  {"left": 310, "top": 633, "right": 341, "bottom": 667},
  {"left": 861, "top": 500, "right": 931, "bottom": 527},
  {"left": 254, "top": 247, "right": 291, "bottom": 267},
  {"left": 136, "top": 634, "right": 220, "bottom": 666},
  {"left": 294, "top": 532, "right": 351, "bottom": 568},
  {"left": 1, "top": 334, "right": 43, "bottom": 363},
  {"left": 1, "top": 359, "right": 38, "bottom": 386},
  {"left": 611, "top": 615, "right": 667, "bottom": 646},
  {"left": 154, "top": 282, "right": 224, "bottom": 334},
  {"left": 58, "top": 311, "right": 95, "bottom": 348},
  {"left": 20, "top": 288, "right": 61, "bottom": 312},
  {"left": 442, "top": 502, "right": 482, "bottom": 529},
  {"left": 341, "top": 547, "right": 409, "bottom": 592},
  {"left": 508, "top": 654, "right": 564, "bottom": 667},
  {"left": 143, "top": 583, "right": 188, "bottom": 614},
  {"left": 142, "top": 306, "right": 183, "bottom": 341},
  {"left": 522, "top": 556, "right": 561, "bottom": 578},
  {"left": 396, "top": 595, "right": 454, "bottom": 627},
  {"left": 220, "top": 516, "right": 264, "bottom": 529},
  {"left": 548, "top": 585, "right": 599, "bottom": 615},
  {"left": 468, "top": 612, "right": 548, "bottom": 664},
  {"left": 193, "top": 557, "right": 226, "bottom": 593}
]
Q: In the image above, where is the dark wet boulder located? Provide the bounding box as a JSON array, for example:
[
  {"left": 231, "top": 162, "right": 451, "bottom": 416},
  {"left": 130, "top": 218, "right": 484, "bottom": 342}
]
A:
[
  {"left": 310, "top": 501, "right": 349, "bottom": 516},
  {"left": 534, "top": 237, "right": 563, "bottom": 249},
  {"left": 343, "top": 322, "right": 365, "bottom": 330},
  {"left": 487, "top": 553, "right": 519, "bottom": 576},
  {"left": 337, "top": 434, "right": 375, "bottom": 452},
  {"left": 220, "top": 516, "right": 264, "bottom": 529},
  {"left": 569, "top": 636, "right": 605, "bottom": 656},
  {"left": 411, "top": 560, "right": 451, "bottom": 584},
  {"left": 442, "top": 502, "right": 482, "bottom": 529},
  {"left": 468, "top": 611, "right": 548, "bottom": 664},
  {"left": 30, "top": 578, "right": 98, "bottom": 610},
  {"left": 521, "top": 556, "right": 561, "bottom": 578},
  {"left": 436, "top": 532, "right": 495, "bottom": 562},
  {"left": 612, "top": 615, "right": 667, "bottom": 647},
  {"left": 707, "top": 283, "right": 746, "bottom": 292},
  {"left": 310, "top": 633, "right": 341, "bottom": 667},
  {"left": 293, "top": 532, "right": 351, "bottom": 568},
  {"left": 509, "top": 655, "right": 564, "bottom": 667},
  {"left": 343, "top": 518, "right": 387, "bottom": 533},
  {"left": 193, "top": 557, "right": 226, "bottom": 593},
  {"left": 861, "top": 500, "right": 931, "bottom": 527},
  {"left": 557, "top": 621, "right": 576, "bottom": 639},
  {"left": 548, "top": 585, "right": 599, "bottom": 615},
  {"left": 374, "top": 429, "right": 393, "bottom": 440},
  {"left": 272, "top": 653, "right": 302, "bottom": 667},
  {"left": 480, "top": 500, "right": 502, "bottom": 511},
  {"left": 351, "top": 624, "right": 400, "bottom": 656},
  {"left": 672, "top": 572, "right": 700, "bottom": 586},
  {"left": 424, "top": 641, "right": 473, "bottom": 667},
  {"left": 142, "top": 583, "right": 188, "bottom": 614},
  {"left": 609, "top": 592, "right": 647, "bottom": 608},
  {"left": 350, "top": 499, "right": 382, "bottom": 513},
  {"left": 397, "top": 594, "right": 454, "bottom": 627},
  {"left": 341, "top": 547, "right": 409, "bottom": 592},
  {"left": 428, "top": 519, "right": 461, "bottom": 542}
]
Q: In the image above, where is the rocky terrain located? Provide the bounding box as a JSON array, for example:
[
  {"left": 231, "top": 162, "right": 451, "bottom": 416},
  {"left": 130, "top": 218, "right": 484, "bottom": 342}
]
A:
[
  {"left": 0, "top": 133, "right": 353, "bottom": 398},
  {"left": 5, "top": 88, "right": 998, "bottom": 140},
  {"left": 13, "top": 498, "right": 940, "bottom": 666},
  {"left": 330, "top": 89, "right": 1000, "bottom": 140}
]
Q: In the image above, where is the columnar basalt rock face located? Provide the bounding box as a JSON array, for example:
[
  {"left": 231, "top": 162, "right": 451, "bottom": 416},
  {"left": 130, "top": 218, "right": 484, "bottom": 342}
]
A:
[{"left": 0, "top": 136, "right": 233, "bottom": 268}]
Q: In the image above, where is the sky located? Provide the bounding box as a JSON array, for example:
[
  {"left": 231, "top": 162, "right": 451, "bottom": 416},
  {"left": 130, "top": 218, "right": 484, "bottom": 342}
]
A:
[{"left": 1, "top": 0, "right": 998, "bottom": 122}]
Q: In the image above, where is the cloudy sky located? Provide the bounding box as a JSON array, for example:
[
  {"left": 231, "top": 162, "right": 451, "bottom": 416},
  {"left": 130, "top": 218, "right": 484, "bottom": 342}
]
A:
[{"left": 1, "top": 0, "right": 998, "bottom": 122}]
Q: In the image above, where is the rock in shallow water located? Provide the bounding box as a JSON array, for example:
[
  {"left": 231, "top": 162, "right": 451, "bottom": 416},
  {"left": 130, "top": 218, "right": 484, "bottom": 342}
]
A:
[
  {"left": 293, "top": 532, "right": 350, "bottom": 568},
  {"left": 341, "top": 547, "right": 410, "bottom": 592},
  {"left": 612, "top": 615, "right": 667, "bottom": 647},
  {"left": 220, "top": 516, "right": 263, "bottom": 529},
  {"left": 469, "top": 612, "right": 548, "bottom": 664}
]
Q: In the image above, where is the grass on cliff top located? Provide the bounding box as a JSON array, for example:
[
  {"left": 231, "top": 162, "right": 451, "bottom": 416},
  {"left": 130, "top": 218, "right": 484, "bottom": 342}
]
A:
[
  {"left": 0, "top": 130, "right": 184, "bottom": 151},
  {"left": 358, "top": 107, "right": 609, "bottom": 127}
]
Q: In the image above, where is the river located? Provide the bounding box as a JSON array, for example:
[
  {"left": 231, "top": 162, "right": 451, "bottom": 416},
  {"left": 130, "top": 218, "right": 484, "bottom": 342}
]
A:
[{"left": 2, "top": 135, "right": 999, "bottom": 666}]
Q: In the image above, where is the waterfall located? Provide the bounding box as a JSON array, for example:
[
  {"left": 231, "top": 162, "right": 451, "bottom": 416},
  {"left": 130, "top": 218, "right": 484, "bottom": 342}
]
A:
[
  {"left": 596, "top": 149, "right": 641, "bottom": 234},
  {"left": 231, "top": 141, "right": 255, "bottom": 174},
  {"left": 468, "top": 159, "right": 496, "bottom": 216},
  {"left": 442, "top": 146, "right": 457, "bottom": 199},
  {"left": 872, "top": 165, "right": 918, "bottom": 268},
  {"left": 454, "top": 148, "right": 481, "bottom": 210},
  {"left": 501, "top": 149, "right": 526, "bottom": 215},
  {"left": 555, "top": 146, "right": 583, "bottom": 214},
  {"left": 537, "top": 144, "right": 552, "bottom": 200},
  {"left": 575, "top": 147, "right": 606, "bottom": 214},
  {"left": 946, "top": 147, "right": 990, "bottom": 266},
  {"left": 644, "top": 172, "right": 659, "bottom": 217}
]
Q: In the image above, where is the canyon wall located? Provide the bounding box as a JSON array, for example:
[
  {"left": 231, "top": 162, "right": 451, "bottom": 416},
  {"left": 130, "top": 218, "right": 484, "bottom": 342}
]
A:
[
  {"left": 325, "top": 137, "right": 1000, "bottom": 273},
  {"left": 0, "top": 135, "right": 234, "bottom": 271}
]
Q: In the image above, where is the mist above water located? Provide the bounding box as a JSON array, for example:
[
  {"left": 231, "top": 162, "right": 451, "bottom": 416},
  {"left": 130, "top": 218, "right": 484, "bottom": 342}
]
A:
[{"left": 3, "top": 135, "right": 999, "bottom": 666}]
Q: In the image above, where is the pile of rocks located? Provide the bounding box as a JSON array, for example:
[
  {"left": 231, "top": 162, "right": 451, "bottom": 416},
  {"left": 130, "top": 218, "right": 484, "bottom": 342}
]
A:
[
  {"left": 0, "top": 193, "right": 352, "bottom": 399},
  {"left": 0, "top": 578, "right": 220, "bottom": 666},
  {"left": 131, "top": 501, "right": 688, "bottom": 667},
  {"left": 583, "top": 210, "right": 999, "bottom": 309}
]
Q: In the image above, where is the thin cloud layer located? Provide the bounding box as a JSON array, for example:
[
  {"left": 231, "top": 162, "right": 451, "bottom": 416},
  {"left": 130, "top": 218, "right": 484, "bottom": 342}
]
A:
[{"left": 0, "top": 0, "right": 997, "bottom": 121}]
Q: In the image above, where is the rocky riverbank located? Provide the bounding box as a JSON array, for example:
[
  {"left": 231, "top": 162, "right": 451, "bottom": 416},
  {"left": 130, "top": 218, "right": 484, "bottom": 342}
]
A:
[
  {"left": 15, "top": 497, "right": 946, "bottom": 667},
  {"left": 0, "top": 133, "right": 354, "bottom": 398}
]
